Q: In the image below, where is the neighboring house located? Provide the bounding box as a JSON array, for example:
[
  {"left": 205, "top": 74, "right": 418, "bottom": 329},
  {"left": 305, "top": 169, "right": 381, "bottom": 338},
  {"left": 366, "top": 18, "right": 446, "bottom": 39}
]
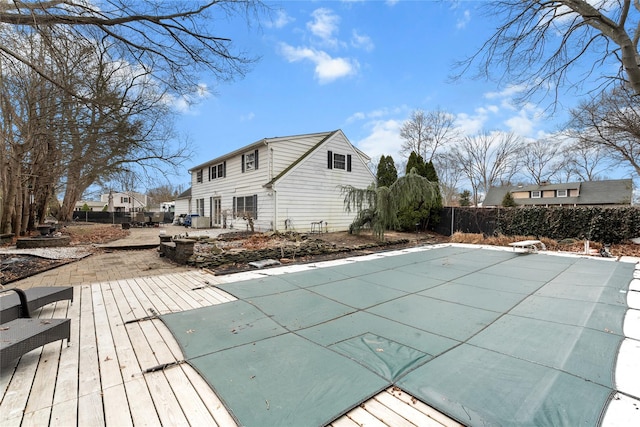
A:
[
  {"left": 73, "top": 200, "right": 106, "bottom": 212},
  {"left": 174, "top": 188, "right": 191, "bottom": 216},
  {"left": 483, "top": 179, "right": 634, "bottom": 207},
  {"left": 75, "top": 192, "right": 149, "bottom": 213},
  {"left": 101, "top": 191, "right": 148, "bottom": 212},
  {"left": 160, "top": 201, "right": 175, "bottom": 213},
  {"left": 188, "top": 130, "right": 375, "bottom": 232}
]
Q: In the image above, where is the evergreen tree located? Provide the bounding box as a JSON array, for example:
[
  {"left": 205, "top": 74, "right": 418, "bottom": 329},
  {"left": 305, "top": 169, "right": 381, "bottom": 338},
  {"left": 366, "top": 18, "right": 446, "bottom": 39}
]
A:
[
  {"left": 406, "top": 151, "right": 427, "bottom": 176},
  {"left": 459, "top": 190, "right": 472, "bottom": 206},
  {"left": 376, "top": 155, "right": 398, "bottom": 188},
  {"left": 398, "top": 152, "right": 442, "bottom": 231},
  {"left": 341, "top": 169, "right": 439, "bottom": 240},
  {"left": 424, "top": 161, "right": 443, "bottom": 225},
  {"left": 502, "top": 192, "right": 517, "bottom": 207}
]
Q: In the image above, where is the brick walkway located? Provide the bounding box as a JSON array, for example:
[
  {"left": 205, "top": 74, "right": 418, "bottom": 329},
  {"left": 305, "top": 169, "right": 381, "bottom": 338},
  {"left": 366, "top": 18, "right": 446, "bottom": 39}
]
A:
[{"left": 9, "top": 226, "right": 194, "bottom": 289}]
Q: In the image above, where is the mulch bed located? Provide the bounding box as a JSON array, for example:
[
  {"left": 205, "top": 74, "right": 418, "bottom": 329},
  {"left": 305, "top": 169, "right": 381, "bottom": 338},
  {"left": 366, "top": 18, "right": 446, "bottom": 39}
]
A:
[{"left": 0, "top": 255, "right": 75, "bottom": 285}]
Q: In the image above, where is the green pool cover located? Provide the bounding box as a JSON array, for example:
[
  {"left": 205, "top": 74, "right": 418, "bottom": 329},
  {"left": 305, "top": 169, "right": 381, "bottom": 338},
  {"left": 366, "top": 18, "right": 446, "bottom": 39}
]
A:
[{"left": 160, "top": 246, "right": 633, "bottom": 426}]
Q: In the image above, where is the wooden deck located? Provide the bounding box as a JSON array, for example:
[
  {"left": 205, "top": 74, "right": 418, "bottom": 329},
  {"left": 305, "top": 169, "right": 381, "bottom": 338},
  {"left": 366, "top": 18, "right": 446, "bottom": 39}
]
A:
[{"left": 1, "top": 270, "right": 460, "bottom": 427}]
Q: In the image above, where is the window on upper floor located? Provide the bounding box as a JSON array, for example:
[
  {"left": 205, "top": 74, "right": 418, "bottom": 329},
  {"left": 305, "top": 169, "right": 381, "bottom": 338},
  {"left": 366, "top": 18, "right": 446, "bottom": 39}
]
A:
[
  {"left": 531, "top": 190, "right": 541, "bottom": 198},
  {"left": 556, "top": 189, "right": 567, "bottom": 197},
  {"left": 196, "top": 169, "right": 203, "bottom": 183},
  {"left": 327, "top": 151, "right": 352, "bottom": 172},
  {"left": 242, "top": 149, "right": 259, "bottom": 173},
  {"left": 209, "top": 162, "right": 226, "bottom": 180}
]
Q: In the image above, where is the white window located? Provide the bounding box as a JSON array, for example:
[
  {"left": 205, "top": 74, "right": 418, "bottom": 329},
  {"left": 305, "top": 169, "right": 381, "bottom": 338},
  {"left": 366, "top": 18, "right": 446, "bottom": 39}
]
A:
[
  {"left": 209, "top": 162, "right": 226, "bottom": 180},
  {"left": 531, "top": 190, "right": 541, "bottom": 198},
  {"left": 242, "top": 150, "right": 259, "bottom": 173},
  {"left": 556, "top": 189, "right": 567, "bottom": 197},
  {"left": 196, "top": 169, "right": 203, "bottom": 183},
  {"left": 244, "top": 152, "right": 255, "bottom": 171},
  {"left": 196, "top": 198, "right": 205, "bottom": 216},
  {"left": 327, "top": 151, "right": 352, "bottom": 172},
  {"left": 334, "top": 153, "right": 346, "bottom": 170},
  {"left": 234, "top": 195, "right": 257, "bottom": 219}
]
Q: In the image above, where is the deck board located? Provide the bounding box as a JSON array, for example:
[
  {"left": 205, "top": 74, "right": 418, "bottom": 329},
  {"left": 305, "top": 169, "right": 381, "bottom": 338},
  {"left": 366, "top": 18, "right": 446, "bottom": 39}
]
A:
[{"left": 1, "top": 270, "right": 461, "bottom": 427}]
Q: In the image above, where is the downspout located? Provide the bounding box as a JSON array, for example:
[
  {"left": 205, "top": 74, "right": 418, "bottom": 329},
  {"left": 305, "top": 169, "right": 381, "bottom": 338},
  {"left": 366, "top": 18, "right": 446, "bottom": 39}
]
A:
[{"left": 273, "top": 185, "right": 278, "bottom": 232}]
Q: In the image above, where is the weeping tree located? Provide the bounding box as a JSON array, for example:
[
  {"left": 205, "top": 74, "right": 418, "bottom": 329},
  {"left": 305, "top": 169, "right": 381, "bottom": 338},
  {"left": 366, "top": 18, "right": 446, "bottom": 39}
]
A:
[
  {"left": 341, "top": 169, "right": 439, "bottom": 241},
  {"left": 397, "top": 152, "right": 442, "bottom": 231}
]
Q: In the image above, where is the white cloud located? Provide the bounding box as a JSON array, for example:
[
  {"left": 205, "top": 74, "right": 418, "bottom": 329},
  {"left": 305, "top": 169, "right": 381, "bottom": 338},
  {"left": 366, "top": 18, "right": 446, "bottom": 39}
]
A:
[
  {"left": 346, "top": 111, "right": 366, "bottom": 123},
  {"left": 240, "top": 112, "right": 255, "bottom": 122},
  {"left": 307, "top": 8, "right": 340, "bottom": 46},
  {"left": 456, "top": 10, "right": 470, "bottom": 29},
  {"left": 279, "top": 43, "right": 358, "bottom": 83},
  {"left": 484, "top": 83, "right": 528, "bottom": 100},
  {"left": 455, "top": 112, "right": 487, "bottom": 136},
  {"left": 165, "top": 83, "right": 210, "bottom": 114},
  {"left": 504, "top": 111, "right": 534, "bottom": 136},
  {"left": 266, "top": 10, "right": 294, "bottom": 29},
  {"left": 351, "top": 30, "right": 374, "bottom": 52},
  {"left": 355, "top": 119, "right": 404, "bottom": 161}
]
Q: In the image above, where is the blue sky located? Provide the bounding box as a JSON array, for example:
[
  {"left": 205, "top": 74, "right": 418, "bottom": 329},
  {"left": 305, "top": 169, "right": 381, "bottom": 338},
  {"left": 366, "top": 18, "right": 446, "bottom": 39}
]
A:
[{"left": 171, "top": 0, "right": 595, "bottom": 188}]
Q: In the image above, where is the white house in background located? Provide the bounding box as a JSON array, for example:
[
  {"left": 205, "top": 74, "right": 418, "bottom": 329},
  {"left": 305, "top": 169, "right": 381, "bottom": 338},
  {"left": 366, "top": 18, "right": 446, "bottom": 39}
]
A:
[
  {"left": 99, "top": 191, "right": 148, "bottom": 212},
  {"left": 174, "top": 188, "right": 191, "bottom": 217},
  {"left": 188, "top": 130, "right": 375, "bottom": 232},
  {"left": 73, "top": 200, "right": 106, "bottom": 212}
]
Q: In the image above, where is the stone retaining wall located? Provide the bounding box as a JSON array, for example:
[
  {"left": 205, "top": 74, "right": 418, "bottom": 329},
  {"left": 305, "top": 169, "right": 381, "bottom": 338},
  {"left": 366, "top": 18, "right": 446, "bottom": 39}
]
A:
[
  {"left": 159, "top": 237, "right": 196, "bottom": 264},
  {"left": 159, "top": 233, "right": 411, "bottom": 270},
  {"left": 189, "top": 239, "right": 410, "bottom": 269}
]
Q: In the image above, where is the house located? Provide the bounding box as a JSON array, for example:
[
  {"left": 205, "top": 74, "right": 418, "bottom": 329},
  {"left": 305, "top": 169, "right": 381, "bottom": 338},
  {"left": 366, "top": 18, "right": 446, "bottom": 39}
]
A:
[
  {"left": 483, "top": 179, "right": 634, "bottom": 207},
  {"left": 99, "top": 191, "right": 148, "bottom": 212},
  {"left": 187, "top": 130, "right": 375, "bottom": 232},
  {"left": 73, "top": 200, "right": 106, "bottom": 212},
  {"left": 174, "top": 187, "right": 191, "bottom": 217}
]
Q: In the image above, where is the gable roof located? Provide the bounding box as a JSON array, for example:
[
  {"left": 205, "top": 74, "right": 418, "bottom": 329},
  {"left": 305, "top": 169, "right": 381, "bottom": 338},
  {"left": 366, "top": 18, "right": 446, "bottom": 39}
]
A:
[
  {"left": 175, "top": 187, "right": 191, "bottom": 200},
  {"left": 483, "top": 179, "right": 633, "bottom": 206},
  {"left": 188, "top": 130, "right": 337, "bottom": 173}
]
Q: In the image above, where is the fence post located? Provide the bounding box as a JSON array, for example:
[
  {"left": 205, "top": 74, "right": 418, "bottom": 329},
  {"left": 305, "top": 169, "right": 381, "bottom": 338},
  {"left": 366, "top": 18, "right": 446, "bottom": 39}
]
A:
[{"left": 450, "top": 207, "right": 455, "bottom": 236}]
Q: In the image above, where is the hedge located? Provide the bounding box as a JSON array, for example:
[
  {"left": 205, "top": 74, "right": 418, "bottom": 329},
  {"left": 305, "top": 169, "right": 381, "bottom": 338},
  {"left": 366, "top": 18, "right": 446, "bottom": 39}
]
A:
[{"left": 496, "top": 206, "right": 640, "bottom": 243}]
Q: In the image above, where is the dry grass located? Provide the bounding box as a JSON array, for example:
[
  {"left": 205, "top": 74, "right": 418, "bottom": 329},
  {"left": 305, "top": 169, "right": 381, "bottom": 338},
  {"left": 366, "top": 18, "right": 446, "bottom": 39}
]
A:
[
  {"left": 59, "top": 223, "right": 130, "bottom": 244},
  {"left": 449, "top": 232, "right": 640, "bottom": 257}
]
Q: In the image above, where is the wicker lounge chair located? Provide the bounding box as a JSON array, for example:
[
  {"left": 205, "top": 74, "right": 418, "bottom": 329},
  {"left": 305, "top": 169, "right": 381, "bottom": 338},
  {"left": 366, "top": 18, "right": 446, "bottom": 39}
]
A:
[
  {"left": 0, "top": 286, "right": 73, "bottom": 323},
  {"left": 0, "top": 288, "right": 71, "bottom": 369}
]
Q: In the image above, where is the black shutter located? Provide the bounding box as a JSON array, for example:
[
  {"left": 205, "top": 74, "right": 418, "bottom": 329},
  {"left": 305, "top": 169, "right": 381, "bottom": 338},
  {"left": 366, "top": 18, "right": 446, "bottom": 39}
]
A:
[
  {"left": 241, "top": 155, "right": 245, "bottom": 173},
  {"left": 253, "top": 194, "right": 258, "bottom": 219},
  {"left": 347, "top": 154, "right": 352, "bottom": 172},
  {"left": 233, "top": 196, "right": 236, "bottom": 218},
  {"left": 254, "top": 149, "right": 259, "bottom": 170},
  {"left": 208, "top": 166, "right": 211, "bottom": 181},
  {"left": 327, "top": 151, "right": 333, "bottom": 169},
  {"left": 223, "top": 161, "right": 226, "bottom": 178}
]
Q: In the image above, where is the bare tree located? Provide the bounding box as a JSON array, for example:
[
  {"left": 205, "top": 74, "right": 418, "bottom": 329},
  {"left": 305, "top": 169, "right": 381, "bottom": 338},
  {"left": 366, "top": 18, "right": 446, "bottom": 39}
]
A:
[
  {"left": 1, "top": 28, "right": 190, "bottom": 233},
  {"left": 448, "top": 131, "right": 524, "bottom": 205},
  {"left": 567, "top": 84, "right": 640, "bottom": 177},
  {"left": 56, "top": 38, "right": 191, "bottom": 221},
  {"left": 560, "top": 138, "right": 611, "bottom": 181},
  {"left": 521, "top": 138, "right": 568, "bottom": 184},
  {"left": 0, "top": 1, "right": 266, "bottom": 97},
  {"left": 458, "top": 1, "right": 640, "bottom": 102},
  {"left": 433, "top": 153, "right": 465, "bottom": 206},
  {"left": 400, "top": 108, "right": 459, "bottom": 162}
]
